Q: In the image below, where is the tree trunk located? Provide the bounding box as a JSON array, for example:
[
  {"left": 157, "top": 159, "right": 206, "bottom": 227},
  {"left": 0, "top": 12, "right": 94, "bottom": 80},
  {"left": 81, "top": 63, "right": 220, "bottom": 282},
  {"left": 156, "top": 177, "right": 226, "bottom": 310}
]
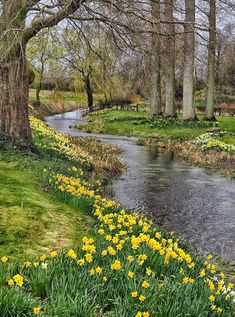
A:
[
  {"left": 216, "top": 38, "right": 222, "bottom": 89},
  {"left": 150, "top": 0, "right": 162, "bottom": 116},
  {"left": 0, "top": 3, "right": 33, "bottom": 149},
  {"left": 204, "top": 0, "right": 216, "bottom": 121},
  {"left": 0, "top": 45, "right": 32, "bottom": 149},
  {"left": 36, "top": 87, "right": 41, "bottom": 104},
  {"left": 84, "top": 75, "right": 93, "bottom": 112},
  {"left": 164, "top": 0, "right": 176, "bottom": 118},
  {"left": 36, "top": 64, "right": 44, "bottom": 105},
  {"left": 183, "top": 0, "right": 197, "bottom": 121}
]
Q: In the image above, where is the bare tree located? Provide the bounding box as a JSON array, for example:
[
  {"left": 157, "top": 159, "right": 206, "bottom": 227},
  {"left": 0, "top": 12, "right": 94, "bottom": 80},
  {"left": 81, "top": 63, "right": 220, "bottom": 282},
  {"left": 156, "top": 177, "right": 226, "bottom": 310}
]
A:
[
  {"left": 163, "top": 0, "right": 176, "bottom": 117},
  {"left": 60, "top": 27, "right": 96, "bottom": 112},
  {"left": 150, "top": 0, "right": 162, "bottom": 116},
  {"left": 183, "top": 0, "right": 197, "bottom": 120},
  {"left": 204, "top": 0, "right": 216, "bottom": 120}
]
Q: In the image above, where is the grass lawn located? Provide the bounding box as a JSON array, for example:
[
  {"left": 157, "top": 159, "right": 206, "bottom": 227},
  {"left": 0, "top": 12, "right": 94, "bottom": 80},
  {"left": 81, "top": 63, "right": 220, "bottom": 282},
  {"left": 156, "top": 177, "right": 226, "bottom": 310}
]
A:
[
  {"left": 216, "top": 116, "right": 235, "bottom": 133},
  {"left": 79, "top": 109, "right": 235, "bottom": 142},
  {"left": 0, "top": 152, "right": 93, "bottom": 259},
  {"left": 29, "top": 89, "right": 105, "bottom": 116},
  {"left": 29, "top": 89, "right": 104, "bottom": 105}
]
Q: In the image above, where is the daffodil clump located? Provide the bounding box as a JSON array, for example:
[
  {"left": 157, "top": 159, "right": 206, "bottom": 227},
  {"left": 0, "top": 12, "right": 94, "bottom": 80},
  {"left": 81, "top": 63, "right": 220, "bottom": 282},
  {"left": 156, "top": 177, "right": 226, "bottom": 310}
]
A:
[
  {"left": 30, "top": 116, "right": 89, "bottom": 164},
  {"left": 194, "top": 132, "right": 235, "bottom": 154},
  {"left": 0, "top": 117, "right": 234, "bottom": 316},
  {"left": 46, "top": 171, "right": 98, "bottom": 213},
  {"left": 1, "top": 196, "right": 234, "bottom": 316}
]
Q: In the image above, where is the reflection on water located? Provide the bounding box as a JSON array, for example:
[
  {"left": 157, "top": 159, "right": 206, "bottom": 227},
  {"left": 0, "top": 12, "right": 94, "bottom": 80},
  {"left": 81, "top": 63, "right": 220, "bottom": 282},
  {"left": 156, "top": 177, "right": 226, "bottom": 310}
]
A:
[{"left": 46, "top": 109, "right": 235, "bottom": 263}]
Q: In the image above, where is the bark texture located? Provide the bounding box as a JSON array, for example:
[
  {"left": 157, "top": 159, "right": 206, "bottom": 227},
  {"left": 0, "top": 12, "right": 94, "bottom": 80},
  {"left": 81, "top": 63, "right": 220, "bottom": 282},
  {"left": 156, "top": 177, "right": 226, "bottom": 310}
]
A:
[
  {"left": 0, "top": 50, "right": 33, "bottom": 148},
  {"left": 205, "top": 0, "right": 216, "bottom": 121},
  {"left": 150, "top": 0, "right": 162, "bottom": 116},
  {"left": 183, "top": 0, "right": 197, "bottom": 120},
  {"left": 0, "top": 3, "right": 32, "bottom": 149},
  {"left": 84, "top": 74, "right": 94, "bottom": 112},
  {"left": 164, "top": 0, "right": 176, "bottom": 117}
]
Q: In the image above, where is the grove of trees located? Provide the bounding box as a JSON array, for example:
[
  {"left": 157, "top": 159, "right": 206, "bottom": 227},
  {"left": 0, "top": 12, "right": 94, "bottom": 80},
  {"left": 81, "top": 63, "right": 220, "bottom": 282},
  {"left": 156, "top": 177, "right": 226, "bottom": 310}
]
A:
[{"left": 0, "top": 0, "right": 234, "bottom": 149}]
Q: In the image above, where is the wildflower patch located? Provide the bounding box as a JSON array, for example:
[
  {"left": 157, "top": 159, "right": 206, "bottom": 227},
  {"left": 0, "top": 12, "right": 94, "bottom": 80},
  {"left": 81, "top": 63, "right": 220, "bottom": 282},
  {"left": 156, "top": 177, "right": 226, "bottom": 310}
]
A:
[
  {"left": 194, "top": 131, "right": 235, "bottom": 154},
  {"left": 0, "top": 117, "right": 234, "bottom": 316}
]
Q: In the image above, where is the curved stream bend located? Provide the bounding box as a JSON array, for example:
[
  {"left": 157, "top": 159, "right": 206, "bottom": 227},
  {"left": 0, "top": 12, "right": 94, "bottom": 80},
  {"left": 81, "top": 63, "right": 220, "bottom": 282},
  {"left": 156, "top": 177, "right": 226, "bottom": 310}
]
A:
[{"left": 45, "top": 109, "right": 235, "bottom": 263}]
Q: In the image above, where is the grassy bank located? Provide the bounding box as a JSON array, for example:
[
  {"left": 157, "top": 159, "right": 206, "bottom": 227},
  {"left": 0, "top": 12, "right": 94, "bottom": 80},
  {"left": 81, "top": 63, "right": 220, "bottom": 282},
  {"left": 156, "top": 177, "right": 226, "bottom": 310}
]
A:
[
  {"left": 0, "top": 118, "right": 124, "bottom": 259},
  {"left": 78, "top": 109, "right": 235, "bottom": 176},
  {"left": 78, "top": 109, "right": 235, "bottom": 140},
  {"left": 29, "top": 89, "right": 104, "bottom": 116},
  {"left": 0, "top": 152, "right": 93, "bottom": 259},
  {"left": 0, "top": 116, "right": 234, "bottom": 316}
]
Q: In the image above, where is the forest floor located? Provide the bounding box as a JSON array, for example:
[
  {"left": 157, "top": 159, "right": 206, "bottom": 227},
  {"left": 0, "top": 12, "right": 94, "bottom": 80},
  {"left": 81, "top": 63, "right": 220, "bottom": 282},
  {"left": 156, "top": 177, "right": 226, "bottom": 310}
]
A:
[
  {"left": 0, "top": 116, "right": 234, "bottom": 316},
  {"left": 78, "top": 109, "right": 235, "bottom": 177}
]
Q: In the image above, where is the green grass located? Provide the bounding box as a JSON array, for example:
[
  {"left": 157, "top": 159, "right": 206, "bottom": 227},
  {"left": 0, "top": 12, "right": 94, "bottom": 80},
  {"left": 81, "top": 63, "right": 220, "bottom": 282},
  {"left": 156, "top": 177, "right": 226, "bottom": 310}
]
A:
[
  {"left": 216, "top": 116, "right": 235, "bottom": 133},
  {"left": 29, "top": 89, "right": 103, "bottom": 105},
  {"left": 79, "top": 109, "right": 235, "bottom": 141},
  {"left": 220, "top": 136, "right": 235, "bottom": 146},
  {"left": 0, "top": 152, "right": 93, "bottom": 259},
  {"left": 79, "top": 110, "right": 235, "bottom": 142},
  {"left": 29, "top": 89, "right": 105, "bottom": 116}
]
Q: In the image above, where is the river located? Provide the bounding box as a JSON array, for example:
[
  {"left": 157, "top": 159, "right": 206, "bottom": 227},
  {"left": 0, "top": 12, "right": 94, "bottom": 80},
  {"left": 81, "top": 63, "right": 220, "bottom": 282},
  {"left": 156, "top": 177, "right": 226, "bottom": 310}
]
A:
[{"left": 45, "top": 109, "right": 235, "bottom": 263}]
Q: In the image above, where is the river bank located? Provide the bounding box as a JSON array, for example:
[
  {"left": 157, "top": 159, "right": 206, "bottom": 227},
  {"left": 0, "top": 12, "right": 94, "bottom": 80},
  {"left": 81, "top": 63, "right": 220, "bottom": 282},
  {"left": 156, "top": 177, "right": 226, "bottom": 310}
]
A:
[
  {"left": 137, "top": 138, "right": 235, "bottom": 177},
  {"left": 46, "top": 109, "right": 235, "bottom": 265},
  {"left": 1, "top": 114, "right": 234, "bottom": 316},
  {"left": 77, "top": 109, "right": 235, "bottom": 177},
  {"left": 29, "top": 89, "right": 104, "bottom": 117},
  {"left": 0, "top": 118, "right": 125, "bottom": 258}
]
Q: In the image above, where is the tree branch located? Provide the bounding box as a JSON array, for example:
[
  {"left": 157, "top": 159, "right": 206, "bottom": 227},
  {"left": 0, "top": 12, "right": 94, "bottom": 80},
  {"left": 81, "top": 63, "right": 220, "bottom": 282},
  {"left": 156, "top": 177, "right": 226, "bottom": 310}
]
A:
[{"left": 23, "top": 0, "right": 87, "bottom": 43}]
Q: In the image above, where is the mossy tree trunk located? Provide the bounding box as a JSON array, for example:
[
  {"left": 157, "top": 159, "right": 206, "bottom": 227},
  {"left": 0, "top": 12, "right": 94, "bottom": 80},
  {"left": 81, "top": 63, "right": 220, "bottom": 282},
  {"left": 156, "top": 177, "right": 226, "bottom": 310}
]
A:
[
  {"left": 0, "top": 48, "right": 33, "bottom": 148},
  {"left": 0, "top": 4, "right": 32, "bottom": 149}
]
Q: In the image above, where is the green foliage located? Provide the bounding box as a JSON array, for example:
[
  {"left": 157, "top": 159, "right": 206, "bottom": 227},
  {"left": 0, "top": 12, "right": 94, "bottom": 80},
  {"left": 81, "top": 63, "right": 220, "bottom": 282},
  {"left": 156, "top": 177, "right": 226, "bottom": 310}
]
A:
[
  {"left": 0, "top": 287, "right": 39, "bottom": 317},
  {"left": 194, "top": 87, "right": 235, "bottom": 110}
]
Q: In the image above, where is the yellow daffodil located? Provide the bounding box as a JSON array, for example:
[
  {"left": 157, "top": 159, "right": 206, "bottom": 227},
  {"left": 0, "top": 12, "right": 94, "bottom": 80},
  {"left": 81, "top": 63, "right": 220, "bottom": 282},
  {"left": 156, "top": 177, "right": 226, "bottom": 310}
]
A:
[
  {"left": 131, "top": 291, "right": 138, "bottom": 298},
  {"left": 111, "top": 260, "right": 121, "bottom": 270},
  {"left": 139, "top": 295, "right": 146, "bottom": 302},
  {"left": 33, "top": 307, "right": 40, "bottom": 315},
  {"left": 1, "top": 256, "right": 8, "bottom": 263}
]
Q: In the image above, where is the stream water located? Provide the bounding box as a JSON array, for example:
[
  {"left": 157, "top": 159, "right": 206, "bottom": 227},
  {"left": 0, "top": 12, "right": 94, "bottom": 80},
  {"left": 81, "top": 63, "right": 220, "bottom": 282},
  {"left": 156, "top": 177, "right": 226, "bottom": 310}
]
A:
[{"left": 45, "top": 109, "right": 235, "bottom": 263}]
